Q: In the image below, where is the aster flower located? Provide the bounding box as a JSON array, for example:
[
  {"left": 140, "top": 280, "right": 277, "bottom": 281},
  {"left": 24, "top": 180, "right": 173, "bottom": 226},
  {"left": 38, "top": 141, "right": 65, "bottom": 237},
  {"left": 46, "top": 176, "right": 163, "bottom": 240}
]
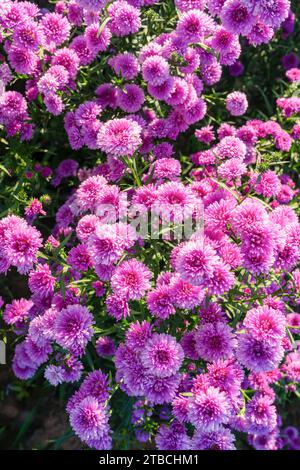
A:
[
  {"left": 44, "top": 364, "right": 65, "bottom": 386},
  {"left": 175, "top": 0, "right": 206, "bottom": 11},
  {"left": 0, "top": 63, "right": 13, "bottom": 86},
  {"left": 51, "top": 47, "right": 80, "bottom": 79},
  {"left": 8, "top": 46, "right": 38, "bottom": 75},
  {"left": 188, "top": 386, "right": 231, "bottom": 431},
  {"left": 176, "top": 10, "right": 216, "bottom": 44},
  {"left": 12, "top": 342, "right": 37, "bottom": 380},
  {"left": 117, "top": 84, "right": 144, "bottom": 113},
  {"left": 247, "top": 21, "right": 274, "bottom": 45},
  {"left": 96, "top": 336, "right": 116, "bottom": 357},
  {"left": 106, "top": 293, "right": 129, "bottom": 321},
  {"left": 226, "top": 91, "right": 248, "bottom": 116},
  {"left": 236, "top": 333, "right": 284, "bottom": 372},
  {"left": 87, "top": 223, "right": 126, "bottom": 266},
  {"left": 155, "top": 181, "right": 197, "bottom": 221},
  {"left": 79, "top": 370, "right": 110, "bottom": 403},
  {"left": 206, "top": 359, "right": 244, "bottom": 398},
  {"left": 195, "top": 125, "right": 215, "bottom": 144},
  {"left": 70, "top": 35, "right": 96, "bottom": 66},
  {"left": 170, "top": 276, "right": 204, "bottom": 309},
  {"left": 69, "top": 396, "right": 110, "bottom": 442},
  {"left": 75, "top": 0, "right": 107, "bottom": 11},
  {"left": 165, "top": 78, "right": 189, "bottom": 107},
  {"left": 201, "top": 61, "right": 223, "bottom": 86},
  {"left": 143, "top": 373, "right": 181, "bottom": 404},
  {"left": 28, "top": 264, "right": 55, "bottom": 298},
  {"left": 13, "top": 20, "right": 42, "bottom": 50},
  {"left": 254, "top": 171, "right": 281, "bottom": 198},
  {"left": 183, "top": 98, "right": 207, "bottom": 125},
  {"left": 41, "top": 12, "right": 71, "bottom": 51},
  {"left": 217, "top": 136, "right": 246, "bottom": 159},
  {"left": 147, "top": 285, "right": 176, "bottom": 319},
  {"left": 109, "top": 52, "right": 139, "bottom": 80},
  {"left": 148, "top": 79, "right": 174, "bottom": 103},
  {"left": 54, "top": 304, "right": 94, "bottom": 356},
  {"left": 221, "top": 0, "right": 254, "bottom": 36},
  {"left": 191, "top": 425, "right": 236, "bottom": 450},
  {"left": 84, "top": 23, "right": 111, "bottom": 53},
  {"left": 244, "top": 306, "right": 286, "bottom": 342},
  {"left": 3, "top": 298, "right": 33, "bottom": 326},
  {"left": 141, "top": 333, "right": 184, "bottom": 378},
  {"left": 156, "top": 422, "right": 191, "bottom": 450},
  {"left": 111, "top": 259, "right": 152, "bottom": 300},
  {"left": 125, "top": 320, "right": 152, "bottom": 351},
  {"left": 195, "top": 322, "right": 236, "bottom": 361},
  {"left": 44, "top": 94, "right": 64, "bottom": 116},
  {"left": 67, "top": 244, "right": 92, "bottom": 272},
  {"left": 246, "top": 394, "right": 277, "bottom": 435},
  {"left": 175, "top": 240, "right": 219, "bottom": 286},
  {"left": 97, "top": 118, "right": 142, "bottom": 157},
  {"left": 108, "top": 1, "right": 141, "bottom": 37},
  {"left": 258, "top": 0, "right": 290, "bottom": 29},
  {"left": 142, "top": 56, "right": 170, "bottom": 86},
  {"left": 76, "top": 175, "right": 107, "bottom": 213},
  {"left": 180, "top": 331, "right": 199, "bottom": 360},
  {"left": 24, "top": 337, "right": 52, "bottom": 366},
  {"left": 3, "top": 221, "right": 42, "bottom": 274}
]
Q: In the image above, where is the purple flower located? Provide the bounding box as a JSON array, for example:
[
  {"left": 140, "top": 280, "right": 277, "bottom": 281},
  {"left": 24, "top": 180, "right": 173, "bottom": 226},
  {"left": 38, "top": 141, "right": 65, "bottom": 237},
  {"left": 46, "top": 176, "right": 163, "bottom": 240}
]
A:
[
  {"left": 175, "top": 241, "right": 218, "bottom": 286},
  {"left": 226, "top": 91, "right": 248, "bottom": 116},
  {"left": 243, "top": 306, "right": 286, "bottom": 342},
  {"left": 141, "top": 333, "right": 184, "bottom": 378},
  {"left": 237, "top": 333, "right": 284, "bottom": 372},
  {"left": 41, "top": 12, "right": 71, "bottom": 51},
  {"left": 188, "top": 386, "right": 231, "bottom": 431},
  {"left": 117, "top": 84, "right": 144, "bottom": 113},
  {"left": 44, "top": 364, "right": 65, "bottom": 386},
  {"left": 111, "top": 259, "right": 152, "bottom": 300},
  {"left": 143, "top": 373, "right": 181, "bottom": 404},
  {"left": 85, "top": 23, "right": 111, "bottom": 53},
  {"left": 69, "top": 396, "right": 110, "bottom": 442},
  {"left": 109, "top": 52, "right": 139, "bottom": 80},
  {"left": 3, "top": 298, "right": 33, "bottom": 326},
  {"left": 108, "top": 1, "right": 141, "bottom": 37},
  {"left": 195, "top": 322, "right": 236, "bottom": 361},
  {"left": 28, "top": 264, "right": 55, "bottom": 298},
  {"left": 176, "top": 10, "right": 216, "bottom": 44},
  {"left": 125, "top": 320, "right": 152, "bottom": 351},
  {"left": 147, "top": 285, "right": 176, "bottom": 319},
  {"left": 156, "top": 422, "right": 191, "bottom": 450},
  {"left": 142, "top": 56, "right": 170, "bottom": 86},
  {"left": 221, "top": 0, "right": 254, "bottom": 36},
  {"left": 106, "top": 293, "right": 129, "bottom": 320},
  {"left": 54, "top": 304, "right": 94, "bottom": 356},
  {"left": 96, "top": 336, "right": 116, "bottom": 357},
  {"left": 191, "top": 426, "right": 236, "bottom": 450},
  {"left": 3, "top": 221, "right": 42, "bottom": 274},
  {"left": 97, "top": 118, "right": 142, "bottom": 157},
  {"left": 246, "top": 394, "right": 277, "bottom": 435}
]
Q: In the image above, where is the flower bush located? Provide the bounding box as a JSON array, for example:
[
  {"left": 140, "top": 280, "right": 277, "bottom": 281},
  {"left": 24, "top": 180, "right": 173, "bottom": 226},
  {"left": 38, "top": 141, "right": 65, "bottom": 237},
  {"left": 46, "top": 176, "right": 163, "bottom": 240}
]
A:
[{"left": 0, "top": 0, "right": 300, "bottom": 451}]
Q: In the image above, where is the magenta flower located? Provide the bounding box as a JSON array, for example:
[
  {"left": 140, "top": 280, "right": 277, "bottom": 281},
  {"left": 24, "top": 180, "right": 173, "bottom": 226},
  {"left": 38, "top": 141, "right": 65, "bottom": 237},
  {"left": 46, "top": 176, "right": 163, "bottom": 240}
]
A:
[
  {"left": 188, "top": 386, "right": 231, "bottom": 431},
  {"left": 195, "top": 322, "right": 236, "bottom": 361},
  {"left": 97, "top": 118, "right": 142, "bottom": 157},
  {"left": 54, "top": 304, "right": 94, "bottom": 356},
  {"left": 111, "top": 259, "right": 152, "bottom": 300},
  {"left": 140, "top": 333, "right": 184, "bottom": 378}
]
